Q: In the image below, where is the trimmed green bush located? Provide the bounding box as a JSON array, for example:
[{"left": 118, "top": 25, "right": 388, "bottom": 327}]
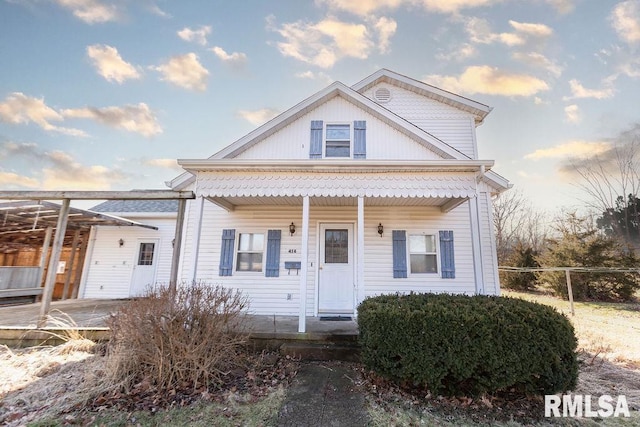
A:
[{"left": 357, "top": 293, "right": 578, "bottom": 397}]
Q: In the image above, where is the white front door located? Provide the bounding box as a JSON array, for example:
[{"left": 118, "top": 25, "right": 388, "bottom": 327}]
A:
[
  {"left": 318, "top": 223, "right": 354, "bottom": 314},
  {"left": 130, "top": 239, "right": 159, "bottom": 297}
]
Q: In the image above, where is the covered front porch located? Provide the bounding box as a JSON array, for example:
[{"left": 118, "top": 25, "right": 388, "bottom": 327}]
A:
[
  {"left": 0, "top": 299, "right": 359, "bottom": 358},
  {"left": 179, "top": 159, "right": 496, "bottom": 333}
]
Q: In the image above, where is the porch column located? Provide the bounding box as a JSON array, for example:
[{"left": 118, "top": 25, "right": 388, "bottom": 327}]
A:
[
  {"left": 36, "top": 227, "right": 53, "bottom": 291},
  {"left": 468, "top": 197, "right": 485, "bottom": 294},
  {"left": 356, "top": 196, "right": 365, "bottom": 309},
  {"left": 299, "top": 195, "right": 310, "bottom": 333},
  {"left": 39, "top": 198, "right": 70, "bottom": 328}
]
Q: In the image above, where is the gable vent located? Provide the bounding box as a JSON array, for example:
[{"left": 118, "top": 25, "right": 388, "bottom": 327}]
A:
[{"left": 374, "top": 87, "right": 391, "bottom": 103}]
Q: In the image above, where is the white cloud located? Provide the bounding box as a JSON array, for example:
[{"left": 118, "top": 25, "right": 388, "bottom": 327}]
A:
[
  {"left": 295, "top": 70, "right": 333, "bottom": 84},
  {"left": 62, "top": 103, "right": 162, "bottom": 137},
  {"left": 237, "top": 108, "right": 280, "bottom": 126},
  {"left": 177, "top": 26, "right": 212, "bottom": 46},
  {"left": 1, "top": 142, "right": 128, "bottom": 190},
  {"left": 268, "top": 15, "right": 394, "bottom": 68},
  {"left": 610, "top": 1, "right": 640, "bottom": 44},
  {"left": 318, "top": 0, "right": 501, "bottom": 15},
  {"left": 0, "top": 170, "right": 39, "bottom": 188},
  {"left": 152, "top": 53, "right": 209, "bottom": 91},
  {"left": 0, "top": 92, "right": 86, "bottom": 136},
  {"left": 436, "top": 43, "right": 477, "bottom": 61},
  {"left": 512, "top": 52, "right": 563, "bottom": 77},
  {"left": 210, "top": 46, "right": 248, "bottom": 69},
  {"left": 465, "top": 18, "right": 552, "bottom": 47},
  {"left": 86, "top": 44, "right": 141, "bottom": 83},
  {"left": 144, "top": 158, "right": 181, "bottom": 169},
  {"left": 564, "top": 104, "right": 580, "bottom": 124},
  {"left": 524, "top": 140, "right": 611, "bottom": 160},
  {"left": 372, "top": 16, "right": 397, "bottom": 53},
  {"left": 54, "top": 0, "right": 119, "bottom": 23},
  {"left": 545, "top": 0, "right": 575, "bottom": 14},
  {"left": 424, "top": 65, "right": 549, "bottom": 97},
  {"left": 564, "top": 79, "right": 615, "bottom": 100}
]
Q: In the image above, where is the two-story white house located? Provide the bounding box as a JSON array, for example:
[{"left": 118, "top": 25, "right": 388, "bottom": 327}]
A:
[{"left": 167, "top": 68, "right": 510, "bottom": 332}]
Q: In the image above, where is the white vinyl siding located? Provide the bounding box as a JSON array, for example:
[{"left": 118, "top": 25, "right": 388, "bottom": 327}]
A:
[
  {"left": 362, "top": 84, "right": 478, "bottom": 158},
  {"left": 235, "top": 97, "right": 443, "bottom": 161},
  {"left": 81, "top": 216, "right": 176, "bottom": 299},
  {"left": 179, "top": 201, "right": 482, "bottom": 316}
]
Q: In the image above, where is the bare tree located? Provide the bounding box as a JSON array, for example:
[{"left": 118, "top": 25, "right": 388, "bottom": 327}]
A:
[
  {"left": 493, "top": 189, "right": 548, "bottom": 264},
  {"left": 566, "top": 125, "right": 640, "bottom": 250}
]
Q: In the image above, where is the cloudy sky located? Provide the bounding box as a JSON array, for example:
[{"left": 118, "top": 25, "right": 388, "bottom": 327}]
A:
[{"left": 1, "top": 0, "right": 639, "bottom": 213}]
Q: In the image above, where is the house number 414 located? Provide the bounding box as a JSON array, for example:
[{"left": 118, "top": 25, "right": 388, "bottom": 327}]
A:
[{"left": 288, "top": 249, "right": 297, "bottom": 253}]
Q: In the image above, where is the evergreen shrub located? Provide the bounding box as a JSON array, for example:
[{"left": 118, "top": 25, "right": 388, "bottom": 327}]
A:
[{"left": 357, "top": 293, "right": 578, "bottom": 396}]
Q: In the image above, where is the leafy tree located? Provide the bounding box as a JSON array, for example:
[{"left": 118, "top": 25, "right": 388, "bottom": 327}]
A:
[
  {"left": 501, "top": 242, "right": 539, "bottom": 291},
  {"left": 597, "top": 194, "right": 640, "bottom": 252},
  {"left": 537, "top": 212, "right": 640, "bottom": 302}
]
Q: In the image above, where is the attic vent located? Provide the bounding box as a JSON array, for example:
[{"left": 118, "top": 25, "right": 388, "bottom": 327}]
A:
[{"left": 374, "top": 87, "right": 391, "bottom": 103}]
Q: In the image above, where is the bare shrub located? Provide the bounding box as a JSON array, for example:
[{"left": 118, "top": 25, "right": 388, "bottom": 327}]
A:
[{"left": 105, "top": 283, "right": 248, "bottom": 393}]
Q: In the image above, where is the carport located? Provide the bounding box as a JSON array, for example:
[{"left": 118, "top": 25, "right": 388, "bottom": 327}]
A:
[{"left": 0, "top": 190, "right": 194, "bottom": 326}]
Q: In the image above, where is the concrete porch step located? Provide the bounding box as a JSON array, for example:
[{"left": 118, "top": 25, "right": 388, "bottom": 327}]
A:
[{"left": 279, "top": 341, "right": 360, "bottom": 362}]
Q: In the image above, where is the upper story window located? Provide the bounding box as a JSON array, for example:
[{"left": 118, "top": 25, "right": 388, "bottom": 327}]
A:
[
  {"left": 325, "top": 124, "right": 351, "bottom": 158},
  {"left": 236, "top": 233, "right": 264, "bottom": 272}
]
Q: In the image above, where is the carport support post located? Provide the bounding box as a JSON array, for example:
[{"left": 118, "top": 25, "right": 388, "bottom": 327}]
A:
[
  {"left": 38, "top": 199, "right": 70, "bottom": 328},
  {"left": 36, "top": 227, "right": 54, "bottom": 293},
  {"left": 169, "top": 198, "right": 187, "bottom": 294},
  {"left": 299, "top": 196, "right": 309, "bottom": 333},
  {"left": 61, "top": 229, "right": 81, "bottom": 300}
]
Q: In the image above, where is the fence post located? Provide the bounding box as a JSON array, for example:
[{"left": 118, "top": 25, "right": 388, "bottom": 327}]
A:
[{"left": 565, "top": 269, "right": 575, "bottom": 316}]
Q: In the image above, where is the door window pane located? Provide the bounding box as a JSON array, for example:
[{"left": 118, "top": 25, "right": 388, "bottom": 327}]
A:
[
  {"left": 138, "top": 243, "right": 155, "bottom": 266},
  {"left": 325, "top": 229, "right": 348, "bottom": 263}
]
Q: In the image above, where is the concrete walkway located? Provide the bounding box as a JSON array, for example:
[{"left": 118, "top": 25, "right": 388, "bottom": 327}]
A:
[{"left": 277, "top": 362, "right": 369, "bottom": 427}]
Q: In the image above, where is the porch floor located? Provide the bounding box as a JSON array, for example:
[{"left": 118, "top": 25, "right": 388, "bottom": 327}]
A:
[{"left": 0, "top": 299, "right": 359, "bottom": 351}]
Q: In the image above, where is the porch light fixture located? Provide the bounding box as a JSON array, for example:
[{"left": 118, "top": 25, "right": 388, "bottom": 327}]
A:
[
  {"left": 377, "top": 223, "right": 384, "bottom": 237},
  {"left": 289, "top": 222, "right": 296, "bottom": 236},
  {"left": 118, "top": 238, "right": 124, "bottom": 247}
]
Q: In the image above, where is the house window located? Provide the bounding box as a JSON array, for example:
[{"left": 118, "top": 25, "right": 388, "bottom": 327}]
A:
[
  {"left": 325, "top": 124, "right": 350, "bottom": 157},
  {"left": 409, "top": 234, "right": 438, "bottom": 274},
  {"left": 138, "top": 243, "right": 155, "bottom": 266},
  {"left": 236, "top": 233, "right": 264, "bottom": 272}
]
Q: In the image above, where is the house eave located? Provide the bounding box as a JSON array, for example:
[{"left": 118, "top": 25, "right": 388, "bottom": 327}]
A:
[{"left": 178, "top": 159, "right": 495, "bottom": 174}]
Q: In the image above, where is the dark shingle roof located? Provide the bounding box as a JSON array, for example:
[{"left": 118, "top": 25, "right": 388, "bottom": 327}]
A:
[{"left": 90, "top": 200, "right": 179, "bottom": 213}]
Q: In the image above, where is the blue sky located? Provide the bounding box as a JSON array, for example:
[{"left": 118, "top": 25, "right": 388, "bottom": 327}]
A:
[{"left": 1, "top": 0, "right": 639, "bottom": 214}]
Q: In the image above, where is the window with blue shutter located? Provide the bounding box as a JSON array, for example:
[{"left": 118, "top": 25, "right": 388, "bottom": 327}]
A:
[
  {"left": 265, "top": 230, "right": 281, "bottom": 277},
  {"left": 439, "top": 230, "right": 455, "bottom": 279},
  {"left": 392, "top": 230, "right": 408, "bottom": 278},
  {"left": 219, "top": 229, "right": 235, "bottom": 276},
  {"left": 309, "top": 120, "right": 323, "bottom": 159},
  {"left": 353, "top": 120, "right": 366, "bottom": 159}
]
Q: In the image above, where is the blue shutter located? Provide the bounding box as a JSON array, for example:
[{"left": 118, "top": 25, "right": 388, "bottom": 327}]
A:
[
  {"left": 309, "top": 120, "right": 323, "bottom": 159},
  {"left": 219, "top": 229, "right": 235, "bottom": 276},
  {"left": 439, "top": 230, "right": 455, "bottom": 279},
  {"left": 353, "top": 120, "right": 366, "bottom": 159},
  {"left": 392, "top": 230, "right": 408, "bottom": 279},
  {"left": 265, "top": 230, "right": 281, "bottom": 277}
]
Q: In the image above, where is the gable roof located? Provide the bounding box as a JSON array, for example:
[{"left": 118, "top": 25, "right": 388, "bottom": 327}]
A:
[
  {"left": 169, "top": 70, "right": 492, "bottom": 190},
  {"left": 352, "top": 69, "right": 492, "bottom": 125}
]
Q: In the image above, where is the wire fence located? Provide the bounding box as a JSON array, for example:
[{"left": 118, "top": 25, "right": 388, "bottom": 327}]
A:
[{"left": 497, "top": 266, "right": 640, "bottom": 316}]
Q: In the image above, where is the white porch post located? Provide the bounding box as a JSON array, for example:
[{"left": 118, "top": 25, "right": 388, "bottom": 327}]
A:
[
  {"left": 468, "top": 197, "right": 485, "bottom": 294},
  {"left": 356, "top": 196, "right": 365, "bottom": 309},
  {"left": 299, "top": 195, "right": 310, "bottom": 333}
]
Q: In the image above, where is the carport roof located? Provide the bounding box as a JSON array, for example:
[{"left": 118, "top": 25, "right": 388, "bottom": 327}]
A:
[{"left": 0, "top": 200, "right": 157, "bottom": 252}]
